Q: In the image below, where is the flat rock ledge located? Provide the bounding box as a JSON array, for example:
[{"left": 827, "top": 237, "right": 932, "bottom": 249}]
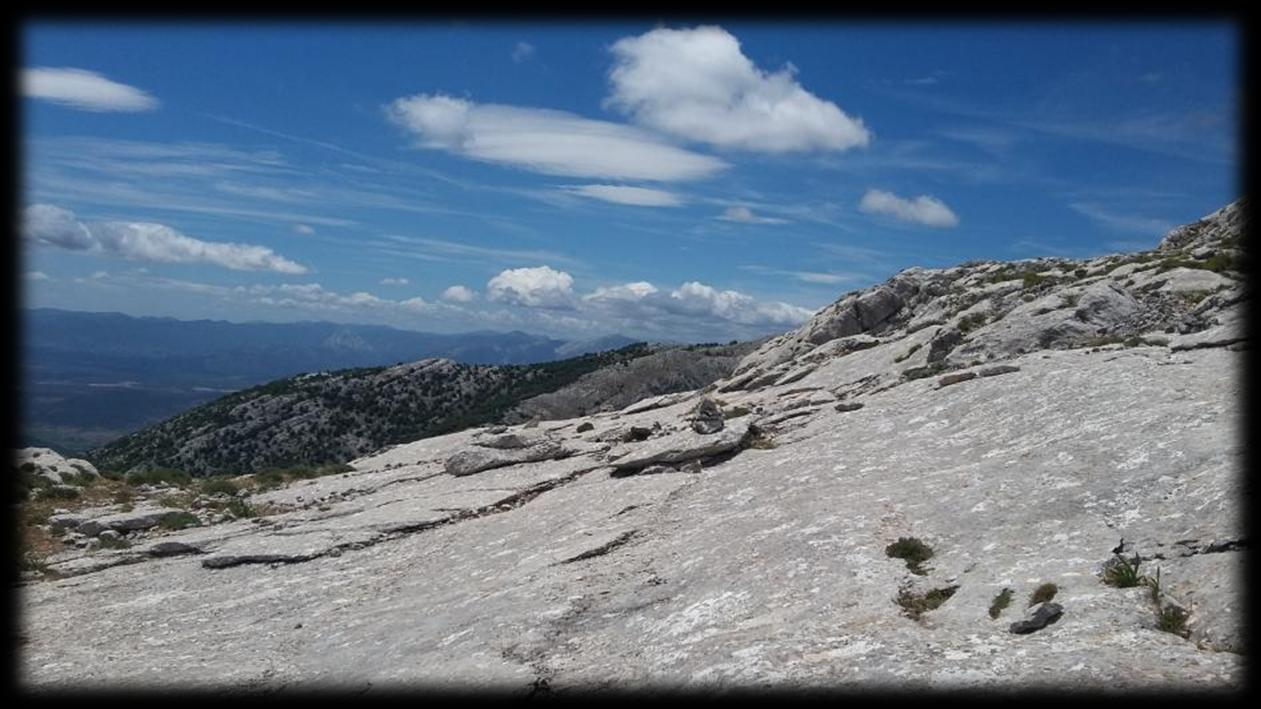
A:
[{"left": 444, "top": 440, "right": 572, "bottom": 477}]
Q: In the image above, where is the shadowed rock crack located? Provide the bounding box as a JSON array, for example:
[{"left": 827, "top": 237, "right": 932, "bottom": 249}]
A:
[{"left": 559, "top": 530, "right": 638, "bottom": 564}]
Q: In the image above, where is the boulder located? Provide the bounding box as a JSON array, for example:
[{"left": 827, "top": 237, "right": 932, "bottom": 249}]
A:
[
  {"left": 75, "top": 508, "right": 187, "bottom": 537},
  {"left": 1009, "top": 602, "right": 1064, "bottom": 634},
  {"left": 47, "top": 514, "right": 86, "bottom": 533},
  {"left": 147, "top": 541, "right": 203, "bottom": 558},
  {"left": 609, "top": 420, "right": 751, "bottom": 472}
]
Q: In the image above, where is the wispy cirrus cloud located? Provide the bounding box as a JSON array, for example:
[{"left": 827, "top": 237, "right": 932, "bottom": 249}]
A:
[
  {"left": 23, "top": 67, "right": 159, "bottom": 112},
  {"left": 606, "top": 26, "right": 870, "bottom": 153},
  {"left": 373, "top": 234, "right": 583, "bottom": 268},
  {"left": 1068, "top": 202, "right": 1174, "bottom": 235},
  {"left": 717, "top": 206, "right": 788, "bottom": 224},
  {"left": 562, "top": 184, "right": 683, "bottom": 207},
  {"left": 738, "top": 264, "right": 864, "bottom": 285},
  {"left": 385, "top": 93, "right": 728, "bottom": 182},
  {"left": 24, "top": 204, "right": 308, "bottom": 274}
]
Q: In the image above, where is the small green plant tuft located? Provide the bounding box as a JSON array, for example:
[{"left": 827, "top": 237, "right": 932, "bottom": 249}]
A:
[
  {"left": 1157, "top": 605, "right": 1190, "bottom": 636},
  {"left": 1029, "top": 582, "right": 1058, "bottom": 606},
  {"left": 225, "top": 498, "right": 257, "bottom": 519},
  {"left": 1102, "top": 553, "right": 1145, "bottom": 588},
  {"left": 159, "top": 511, "right": 202, "bottom": 531},
  {"left": 896, "top": 584, "right": 959, "bottom": 620},
  {"left": 723, "top": 406, "right": 751, "bottom": 419},
  {"left": 988, "top": 588, "right": 1014, "bottom": 619},
  {"left": 885, "top": 537, "right": 934, "bottom": 575},
  {"left": 956, "top": 312, "right": 989, "bottom": 334}
]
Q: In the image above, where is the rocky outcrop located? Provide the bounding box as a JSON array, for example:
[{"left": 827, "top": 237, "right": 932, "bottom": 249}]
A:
[
  {"left": 15, "top": 448, "right": 99, "bottom": 485},
  {"left": 16, "top": 200, "right": 1246, "bottom": 691}
]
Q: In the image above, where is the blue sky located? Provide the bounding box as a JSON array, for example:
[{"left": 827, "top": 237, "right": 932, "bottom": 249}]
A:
[{"left": 21, "top": 21, "right": 1239, "bottom": 343}]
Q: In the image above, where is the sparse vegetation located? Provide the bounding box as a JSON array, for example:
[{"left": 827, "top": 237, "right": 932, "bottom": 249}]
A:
[
  {"left": 252, "top": 463, "right": 355, "bottom": 490},
  {"left": 723, "top": 405, "right": 751, "bottom": 419},
  {"left": 224, "top": 498, "right": 257, "bottom": 519},
  {"left": 1029, "top": 582, "right": 1058, "bottom": 606},
  {"left": 199, "top": 476, "right": 240, "bottom": 496},
  {"left": 989, "top": 588, "right": 1014, "bottom": 619},
  {"left": 37, "top": 486, "right": 80, "bottom": 501},
  {"left": 159, "top": 511, "right": 202, "bottom": 531},
  {"left": 896, "top": 584, "right": 959, "bottom": 619},
  {"left": 885, "top": 536, "right": 934, "bottom": 575},
  {"left": 97, "top": 535, "right": 131, "bottom": 550},
  {"left": 125, "top": 467, "right": 193, "bottom": 488},
  {"left": 1157, "top": 604, "right": 1190, "bottom": 637},
  {"left": 1102, "top": 553, "right": 1145, "bottom": 588},
  {"left": 956, "top": 312, "right": 989, "bottom": 334}
]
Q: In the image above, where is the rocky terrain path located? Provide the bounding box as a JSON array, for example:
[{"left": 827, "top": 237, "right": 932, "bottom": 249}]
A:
[{"left": 17, "top": 200, "right": 1246, "bottom": 691}]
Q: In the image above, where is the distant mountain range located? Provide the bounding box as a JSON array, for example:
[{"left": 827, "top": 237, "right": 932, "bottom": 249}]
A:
[{"left": 19, "top": 308, "right": 637, "bottom": 454}]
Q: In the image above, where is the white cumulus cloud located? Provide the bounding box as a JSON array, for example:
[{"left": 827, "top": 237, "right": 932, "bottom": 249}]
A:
[
  {"left": 23, "top": 204, "right": 308, "bottom": 274},
  {"left": 441, "top": 284, "right": 477, "bottom": 302},
  {"left": 486, "top": 265, "right": 576, "bottom": 309},
  {"left": 385, "top": 93, "right": 728, "bottom": 182},
  {"left": 379, "top": 277, "right": 410, "bottom": 286},
  {"left": 584, "top": 278, "right": 813, "bottom": 328},
  {"left": 23, "top": 67, "right": 159, "bottom": 112},
  {"left": 858, "top": 189, "right": 959, "bottom": 228},
  {"left": 293, "top": 223, "right": 316, "bottom": 235},
  {"left": 607, "top": 26, "right": 870, "bottom": 153},
  {"left": 564, "top": 184, "right": 683, "bottom": 207}
]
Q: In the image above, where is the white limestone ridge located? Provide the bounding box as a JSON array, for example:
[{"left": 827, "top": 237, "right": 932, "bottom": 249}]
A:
[{"left": 18, "top": 199, "right": 1246, "bottom": 691}]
